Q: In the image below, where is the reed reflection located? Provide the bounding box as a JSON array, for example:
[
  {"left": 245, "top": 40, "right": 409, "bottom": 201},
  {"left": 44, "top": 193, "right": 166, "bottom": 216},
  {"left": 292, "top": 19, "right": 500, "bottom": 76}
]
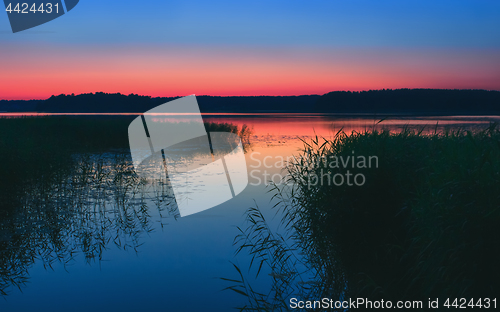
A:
[
  {"left": 0, "top": 117, "right": 253, "bottom": 296},
  {"left": 0, "top": 153, "right": 178, "bottom": 296}
]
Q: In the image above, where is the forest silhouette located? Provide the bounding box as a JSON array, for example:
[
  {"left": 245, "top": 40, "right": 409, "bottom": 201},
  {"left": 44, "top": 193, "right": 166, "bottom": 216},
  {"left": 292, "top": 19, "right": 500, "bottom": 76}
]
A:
[{"left": 0, "top": 89, "right": 499, "bottom": 114}]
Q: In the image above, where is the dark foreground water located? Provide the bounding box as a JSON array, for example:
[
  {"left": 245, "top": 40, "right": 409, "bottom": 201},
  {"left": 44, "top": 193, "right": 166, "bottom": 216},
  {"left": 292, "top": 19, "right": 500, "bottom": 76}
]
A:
[{"left": 1, "top": 114, "right": 499, "bottom": 312}]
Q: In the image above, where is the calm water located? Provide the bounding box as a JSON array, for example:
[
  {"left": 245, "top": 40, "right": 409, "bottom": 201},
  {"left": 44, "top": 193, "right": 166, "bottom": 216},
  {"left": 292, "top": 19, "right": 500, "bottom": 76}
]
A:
[{"left": 1, "top": 114, "right": 499, "bottom": 312}]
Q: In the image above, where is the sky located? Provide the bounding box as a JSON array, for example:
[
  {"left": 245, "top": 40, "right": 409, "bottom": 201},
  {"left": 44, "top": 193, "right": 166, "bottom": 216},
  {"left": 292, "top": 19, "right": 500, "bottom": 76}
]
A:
[{"left": 1, "top": 0, "right": 500, "bottom": 100}]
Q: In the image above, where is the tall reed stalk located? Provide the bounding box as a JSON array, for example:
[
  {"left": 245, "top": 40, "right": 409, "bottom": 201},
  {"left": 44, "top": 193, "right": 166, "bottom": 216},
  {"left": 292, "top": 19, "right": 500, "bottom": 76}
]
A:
[{"left": 229, "top": 123, "right": 500, "bottom": 311}]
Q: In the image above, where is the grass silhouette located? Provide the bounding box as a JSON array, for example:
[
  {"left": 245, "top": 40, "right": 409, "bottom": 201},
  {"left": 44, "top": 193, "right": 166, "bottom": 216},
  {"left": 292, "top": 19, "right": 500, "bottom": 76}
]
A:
[{"left": 230, "top": 124, "right": 500, "bottom": 311}]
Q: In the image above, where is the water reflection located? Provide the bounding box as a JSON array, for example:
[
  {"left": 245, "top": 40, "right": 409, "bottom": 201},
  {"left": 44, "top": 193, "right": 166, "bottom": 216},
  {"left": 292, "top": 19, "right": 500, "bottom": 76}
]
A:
[
  {"left": 0, "top": 153, "right": 177, "bottom": 295},
  {"left": 1, "top": 114, "right": 500, "bottom": 307},
  {"left": 203, "top": 114, "right": 500, "bottom": 138}
]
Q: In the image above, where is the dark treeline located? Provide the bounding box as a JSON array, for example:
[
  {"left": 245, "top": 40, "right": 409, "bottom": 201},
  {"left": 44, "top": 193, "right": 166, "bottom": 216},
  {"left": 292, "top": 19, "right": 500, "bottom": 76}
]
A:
[
  {"left": 38, "top": 93, "right": 176, "bottom": 113},
  {"left": 28, "top": 93, "right": 319, "bottom": 113},
  {"left": 316, "top": 89, "right": 500, "bottom": 113},
  {"left": 1, "top": 89, "right": 499, "bottom": 114}
]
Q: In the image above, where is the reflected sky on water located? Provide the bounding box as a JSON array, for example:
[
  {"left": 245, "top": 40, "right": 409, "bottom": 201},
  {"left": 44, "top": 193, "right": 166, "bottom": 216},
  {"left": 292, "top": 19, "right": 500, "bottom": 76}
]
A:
[{"left": 1, "top": 114, "right": 499, "bottom": 311}]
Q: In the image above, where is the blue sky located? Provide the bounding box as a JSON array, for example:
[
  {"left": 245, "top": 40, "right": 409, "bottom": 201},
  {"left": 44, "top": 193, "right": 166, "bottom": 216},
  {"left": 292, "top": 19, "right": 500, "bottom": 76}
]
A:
[{"left": 1, "top": 0, "right": 499, "bottom": 47}]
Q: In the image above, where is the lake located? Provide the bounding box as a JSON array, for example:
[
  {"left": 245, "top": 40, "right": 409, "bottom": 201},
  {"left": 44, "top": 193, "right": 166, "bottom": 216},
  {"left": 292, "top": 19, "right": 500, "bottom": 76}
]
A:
[{"left": 0, "top": 113, "right": 499, "bottom": 312}]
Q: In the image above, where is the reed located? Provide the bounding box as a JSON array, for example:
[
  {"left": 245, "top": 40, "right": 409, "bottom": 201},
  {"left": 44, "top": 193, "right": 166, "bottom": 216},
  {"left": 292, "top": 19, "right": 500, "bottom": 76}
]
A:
[{"left": 230, "top": 123, "right": 500, "bottom": 310}]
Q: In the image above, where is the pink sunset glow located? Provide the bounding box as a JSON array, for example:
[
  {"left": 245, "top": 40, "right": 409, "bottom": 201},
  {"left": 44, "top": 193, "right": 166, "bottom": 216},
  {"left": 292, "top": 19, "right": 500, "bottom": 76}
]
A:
[{"left": 1, "top": 45, "right": 499, "bottom": 100}]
